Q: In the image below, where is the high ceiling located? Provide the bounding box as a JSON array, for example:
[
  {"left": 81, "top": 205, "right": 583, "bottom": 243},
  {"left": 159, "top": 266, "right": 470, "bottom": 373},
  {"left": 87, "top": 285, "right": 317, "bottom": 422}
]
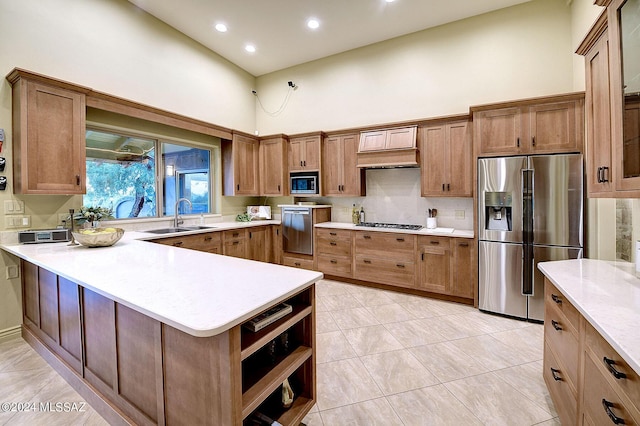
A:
[{"left": 127, "top": 0, "right": 531, "bottom": 77}]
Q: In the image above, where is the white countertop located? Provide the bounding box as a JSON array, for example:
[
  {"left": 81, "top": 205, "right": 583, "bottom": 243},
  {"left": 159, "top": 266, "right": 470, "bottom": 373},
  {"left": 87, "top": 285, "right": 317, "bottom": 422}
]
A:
[
  {"left": 538, "top": 259, "right": 640, "bottom": 375},
  {"left": 314, "top": 221, "right": 475, "bottom": 239},
  {"left": 277, "top": 204, "right": 332, "bottom": 209},
  {"left": 2, "top": 222, "right": 322, "bottom": 338}
]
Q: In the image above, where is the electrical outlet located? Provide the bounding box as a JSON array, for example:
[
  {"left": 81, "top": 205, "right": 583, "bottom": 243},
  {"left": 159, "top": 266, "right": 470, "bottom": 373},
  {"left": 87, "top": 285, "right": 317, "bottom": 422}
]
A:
[
  {"left": 455, "top": 210, "right": 465, "bottom": 219},
  {"left": 21, "top": 216, "right": 30, "bottom": 227},
  {"left": 5, "top": 265, "right": 19, "bottom": 280}
]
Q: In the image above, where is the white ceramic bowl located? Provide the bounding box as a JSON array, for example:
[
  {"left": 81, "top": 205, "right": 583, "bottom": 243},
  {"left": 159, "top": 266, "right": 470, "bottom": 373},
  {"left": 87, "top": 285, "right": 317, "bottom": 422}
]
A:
[{"left": 72, "top": 228, "right": 125, "bottom": 248}]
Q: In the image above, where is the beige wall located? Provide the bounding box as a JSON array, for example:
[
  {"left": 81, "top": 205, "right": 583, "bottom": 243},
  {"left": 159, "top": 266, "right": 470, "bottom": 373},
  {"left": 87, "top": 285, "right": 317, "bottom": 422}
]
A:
[{"left": 255, "top": 0, "right": 574, "bottom": 135}]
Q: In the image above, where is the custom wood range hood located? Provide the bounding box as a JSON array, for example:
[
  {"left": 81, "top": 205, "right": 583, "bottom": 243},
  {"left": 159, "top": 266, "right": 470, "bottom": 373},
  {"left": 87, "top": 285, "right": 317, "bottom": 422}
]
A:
[{"left": 356, "top": 125, "right": 419, "bottom": 168}]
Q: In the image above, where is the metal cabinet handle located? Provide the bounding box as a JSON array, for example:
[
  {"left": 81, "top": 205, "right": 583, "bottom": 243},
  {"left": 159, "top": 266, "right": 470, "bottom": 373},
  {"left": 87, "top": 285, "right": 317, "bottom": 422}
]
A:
[
  {"left": 442, "top": 183, "right": 445, "bottom": 191},
  {"left": 597, "top": 167, "right": 603, "bottom": 183},
  {"left": 396, "top": 237, "right": 405, "bottom": 242},
  {"left": 396, "top": 263, "right": 405, "bottom": 268},
  {"left": 204, "top": 236, "right": 212, "bottom": 241},
  {"left": 173, "top": 241, "right": 183, "bottom": 247},
  {"left": 550, "top": 368, "right": 562, "bottom": 381},
  {"left": 602, "top": 399, "right": 625, "bottom": 425},
  {"left": 278, "top": 184, "right": 281, "bottom": 192},
  {"left": 363, "top": 235, "right": 372, "bottom": 239},
  {"left": 237, "top": 184, "right": 240, "bottom": 191},
  {"left": 517, "top": 137, "right": 520, "bottom": 148},
  {"left": 447, "top": 183, "right": 450, "bottom": 191},
  {"left": 303, "top": 160, "right": 306, "bottom": 167},
  {"left": 551, "top": 320, "right": 562, "bottom": 331},
  {"left": 604, "top": 357, "right": 627, "bottom": 380},
  {"left": 300, "top": 160, "right": 303, "bottom": 167},
  {"left": 329, "top": 232, "right": 337, "bottom": 236},
  {"left": 551, "top": 294, "right": 562, "bottom": 304},
  {"left": 330, "top": 241, "right": 337, "bottom": 246},
  {"left": 294, "top": 262, "right": 301, "bottom": 266},
  {"left": 603, "top": 166, "right": 610, "bottom": 183},
  {"left": 249, "top": 232, "right": 252, "bottom": 239},
  {"left": 232, "top": 241, "right": 239, "bottom": 245},
  {"left": 330, "top": 259, "right": 337, "bottom": 264},
  {"left": 430, "top": 241, "right": 440, "bottom": 245},
  {"left": 458, "top": 242, "right": 469, "bottom": 247},
  {"left": 76, "top": 175, "right": 81, "bottom": 185},
  {"left": 532, "top": 136, "right": 536, "bottom": 147},
  {"left": 363, "top": 259, "right": 372, "bottom": 264}
]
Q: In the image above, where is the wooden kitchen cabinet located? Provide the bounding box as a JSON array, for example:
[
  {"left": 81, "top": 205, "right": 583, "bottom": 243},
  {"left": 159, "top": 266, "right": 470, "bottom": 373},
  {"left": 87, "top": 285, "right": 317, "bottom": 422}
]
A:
[
  {"left": 247, "top": 226, "right": 268, "bottom": 262},
  {"left": 449, "top": 239, "right": 475, "bottom": 299},
  {"left": 354, "top": 231, "right": 416, "bottom": 288},
  {"left": 289, "top": 133, "right": 322, "bottom": 172},
  {"left": 7, "top": 70, "right": 86, "bottom": 194},
  {"left": 359, "top": 126, "right": 417, "bottom": 151},
  {"left": 259, "top": 135, "right": 288, "bottom": 196},
  {"left": 152, "top": 231, "right": 222, "bottom": 254},
  {"left": 223, "top": 229, "right": 247, "bottom": 259},
  {"left": 271, "top": 225, "right": 283, "bottom": 265},
  {"left": 315, "top": 228, "right": 353, "bottom": 278},
  {"left": 473, "top": 94, "right": 584, "bottom": 157},
  {"left": 222, "top": 132, "right": 260, "bottom": 196},
  {"left": 420, "top": 119, "right": 472, "bottom": 197},
  {"left": 322, "top": 133, "right": 365, "bottom": 196}
]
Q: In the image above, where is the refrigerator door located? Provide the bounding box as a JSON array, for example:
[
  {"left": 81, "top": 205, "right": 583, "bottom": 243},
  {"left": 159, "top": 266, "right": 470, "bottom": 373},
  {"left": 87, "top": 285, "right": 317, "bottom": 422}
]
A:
[
  {"left": 478, "top": 156, "right": 527, "bottom": 243},
  {"left": 529, "top": 154, "right": 584, "bottom": 247},
  {"left": 528, "top": 245, "right": 583, "bottom": 321},
  {"left": 478, "top": 240, "right": 527, "bottom": 319}
]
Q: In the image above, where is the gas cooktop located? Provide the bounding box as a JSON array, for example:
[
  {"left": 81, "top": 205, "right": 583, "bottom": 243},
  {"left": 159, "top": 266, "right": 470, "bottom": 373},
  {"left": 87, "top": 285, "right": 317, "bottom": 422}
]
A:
[{"left": 356, "top": 222, "right": 423, "bottom": 230}]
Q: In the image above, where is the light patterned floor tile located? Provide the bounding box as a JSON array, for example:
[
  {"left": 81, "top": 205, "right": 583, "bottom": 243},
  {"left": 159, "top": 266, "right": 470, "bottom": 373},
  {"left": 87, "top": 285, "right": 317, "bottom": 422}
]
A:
[
  {"left": 342, "top": 325, "right": 404, "bottom": 356},
  {"left": 301, "top": 411, "right": 324, "bottom": 426},
  {"left": 444, "top": 372, "right": 555, "bottom": 426},
  {"left": 383, "top": 319, "right": 447, "bottom": 348},
  {"left": 330, "top": 307, "right": 380, "bottom": 329},
  {"left": 491, "top": 324, "right": 544, "bottom": 361},
  {"left": 365, "top": 303, "right": 415, "bottom": 324},
  {"left": 316, "top": 331, "right": 357, "bottom": 364},
  {"left": 319, "top": 294, "right": 363, "bottom": 311},
  {"left": 449, "top": 334, "right": 535, "bottom": 369},
  {"left": 316, "top": 280, "right": 353, "bottom": 297},
  {"left": 494, "top": 361, "right": 557, "bottom": 417},
  {"left": 316, "top": 310, "right": 340, "bottom": 334},
  {"left": 319, "top": 397, "right": 403, "bottom": 425},
  {"left": 316, "top": 358, "right": 383, "bottom": 410},
  {"left": 350, "top": 289, "right": 395, "bottom": 307},
  {"left": 361, "top": 349, "right": 439, "bottom": 395},
  {"left": 387, "top": 384, "right": 484, "bottom": 426},
  {"left": 410, "top": 341, "right": 491, "bottom": 382}
]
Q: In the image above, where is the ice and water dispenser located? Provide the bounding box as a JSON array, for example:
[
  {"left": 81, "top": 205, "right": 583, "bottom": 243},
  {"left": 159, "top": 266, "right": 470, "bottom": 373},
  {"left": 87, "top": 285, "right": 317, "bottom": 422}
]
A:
[{"left": 484, "top": 192, "right": 513, "bottom": 231}]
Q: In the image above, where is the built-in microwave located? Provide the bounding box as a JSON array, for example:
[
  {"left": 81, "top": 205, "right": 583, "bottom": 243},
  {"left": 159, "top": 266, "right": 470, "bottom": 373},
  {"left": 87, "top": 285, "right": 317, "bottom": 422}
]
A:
[{"left": 290, "top": 173, "right": 319, "bottom": 194}]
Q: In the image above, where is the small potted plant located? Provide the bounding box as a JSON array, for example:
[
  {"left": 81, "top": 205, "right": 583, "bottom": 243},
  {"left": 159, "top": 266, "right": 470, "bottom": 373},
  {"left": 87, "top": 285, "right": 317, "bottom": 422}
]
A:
[{"left": 75, "top": 206, "right": 114, "bottom": 228}]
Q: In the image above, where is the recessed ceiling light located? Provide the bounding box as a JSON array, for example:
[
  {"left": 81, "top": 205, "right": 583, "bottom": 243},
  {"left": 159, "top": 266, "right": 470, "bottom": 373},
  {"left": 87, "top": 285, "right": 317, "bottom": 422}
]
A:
[
  {"left": 245, "top": 44, "right": 256, "bottom": 53},
  {"left": 307, "top": 18, "right": 320, "bottom": 29},
  {"left": 215, "top": 23, "right": 227, "bottom": 32}
]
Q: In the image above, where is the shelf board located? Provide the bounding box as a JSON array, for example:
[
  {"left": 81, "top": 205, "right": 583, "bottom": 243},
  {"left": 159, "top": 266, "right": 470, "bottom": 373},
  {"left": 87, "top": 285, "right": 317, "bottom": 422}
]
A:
[
  {"left": 276, "top": 396, "right": 315, "bottom": 425},
  {"left": 241, "top": 305, "right": 312, "bottom": 361},
  {"left": 241, "top": 346, "right": 312, "bottom": 419}
]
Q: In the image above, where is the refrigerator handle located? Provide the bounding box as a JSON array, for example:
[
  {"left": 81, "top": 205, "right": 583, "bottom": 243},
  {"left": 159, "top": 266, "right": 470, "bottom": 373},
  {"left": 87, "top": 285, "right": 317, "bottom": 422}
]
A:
[{"left": 522, "top": 169, "right": 534, "bottom": 296}]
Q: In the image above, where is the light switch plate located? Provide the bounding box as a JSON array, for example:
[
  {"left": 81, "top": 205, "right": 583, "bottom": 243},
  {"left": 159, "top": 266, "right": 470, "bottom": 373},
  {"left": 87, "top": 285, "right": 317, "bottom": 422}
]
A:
[{"left": 4, "top": 200, "right": 24, "bottom": 214}]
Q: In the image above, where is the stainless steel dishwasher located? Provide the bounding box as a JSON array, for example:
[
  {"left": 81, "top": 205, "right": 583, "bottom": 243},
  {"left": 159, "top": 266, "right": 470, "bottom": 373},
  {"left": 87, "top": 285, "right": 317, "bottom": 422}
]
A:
[{"left": 282, "top": 206, "right": 313, "bottom": 255}]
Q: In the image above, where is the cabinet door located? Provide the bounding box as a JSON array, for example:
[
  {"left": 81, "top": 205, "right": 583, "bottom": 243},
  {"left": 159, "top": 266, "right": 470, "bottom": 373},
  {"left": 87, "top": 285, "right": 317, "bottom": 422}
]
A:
[
  {"left": 233, "top": 134, "right": 259, "bottom": 195},
  {"left": 420, "top": 125, "right": 447, "bottom": 196},
  {"left": 386, "top": 127, "right": 416, "bottom": 149},
  {"left": 449, "top": 239, "right": 474, "bottom": 299},
  {"left": 359, "top": 130, "right": 387, "bottom": 151},
  {"left": 529, "top": 101, "right": 583, "bottom": 153},
  {"left": 248, "top": 227, "right": 267, "bottom": 262},
  {"left": 474, "top": 107, "right": 523, "bottom": 155},
  {"left": 271, "top": 225, "right": 283, "bottom": 264},
  {"left": 260, "top": 137, "right": 286, "bottom": 196},
  {"left": 20, "top": 81, "right": 86, "bottom": 194},
  {"left": 417, "top": 244, "right": 450, "bottom": 294},
  {"left": 322, "top": 136, "right": 343, "bottom": 196},
  {"left": 447, "top": 121, "right": 473, "bottom": 196},
  {"left": 585, "top": 30, "right": 613, "bottom": 196},
  {"left": 341, "top": 134, "right": 364, "bottom": 196},
  {"left": 57, "top": 276, "right": 83, "bottom": 372},
  {"left": 22, "top": 261, "right": 40, "bottom": 327},
  {"left": 302, "top": 137, "right": 321, "bottom": 170}
]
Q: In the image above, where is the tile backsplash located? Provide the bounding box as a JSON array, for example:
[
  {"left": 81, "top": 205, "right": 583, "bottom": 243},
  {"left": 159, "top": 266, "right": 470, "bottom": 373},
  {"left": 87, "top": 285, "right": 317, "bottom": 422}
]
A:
[{"left": 309, "top": 168, "right": 474, "bottom": 230}]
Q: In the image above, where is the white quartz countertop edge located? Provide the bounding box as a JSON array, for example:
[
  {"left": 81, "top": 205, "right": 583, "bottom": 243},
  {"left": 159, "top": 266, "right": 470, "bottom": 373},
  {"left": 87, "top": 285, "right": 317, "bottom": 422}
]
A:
[
  {"left": 315, "top": 222, "right": 475, "bottom": 238},
  {"left": 2, "top": 224, "right": 322, "bottom": 338},
  {"left": 538, "top": 259, "right": 640, "bottom": 375}
]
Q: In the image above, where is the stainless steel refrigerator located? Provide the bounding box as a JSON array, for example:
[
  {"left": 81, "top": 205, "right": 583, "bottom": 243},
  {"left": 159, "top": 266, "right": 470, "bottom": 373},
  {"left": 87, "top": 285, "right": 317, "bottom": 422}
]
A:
[{"left": 478, "top": 154, "right": 584, "bottom": 322}]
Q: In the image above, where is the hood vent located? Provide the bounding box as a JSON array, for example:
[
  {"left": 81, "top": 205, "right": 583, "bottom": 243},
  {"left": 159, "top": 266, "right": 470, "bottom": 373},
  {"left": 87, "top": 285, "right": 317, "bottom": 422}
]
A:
[{"left": 357, "top": 126, "right": 419, "bottom": 168}]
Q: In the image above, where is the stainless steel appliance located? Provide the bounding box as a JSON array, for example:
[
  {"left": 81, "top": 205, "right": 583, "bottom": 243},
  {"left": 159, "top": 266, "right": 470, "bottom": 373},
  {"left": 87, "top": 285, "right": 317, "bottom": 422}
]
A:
[
  {"left": 18, "top": 229, "right": 70, "bottom": 244},
  {"left": 282, "top": 206, "right": 313, "bottom": 255},
  {"left": 290, "top": 173, "right": 319, "bottom": 194},
  {"left": 478, "top": 154, "right": 584, "bottom": 322}
]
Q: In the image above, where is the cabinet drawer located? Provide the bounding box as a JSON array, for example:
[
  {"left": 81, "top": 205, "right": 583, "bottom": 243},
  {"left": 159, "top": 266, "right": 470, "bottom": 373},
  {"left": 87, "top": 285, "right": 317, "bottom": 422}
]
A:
[
  {"left": 186, "top": 232, "right": 222, "bottom": 253},
  {"left": 417, "top": 236, "right": 450, "bottom": 248},
  {"left": 585, "top": 321, "right": 640, "bottom": 415},
  {"left": 317, "top": 255, "right": 352, "bottom": 278},
  {"left": 544, "top": 279, "right": 580, "bottom": 334},
  {"left": 283, "top": 256, "right": 314, "bottom": 270},
  {"left": 543, "top": 342, "right": 577, "bottom": 426},
  {"left": 583, "top": 352, "right": 640, "bottom": 426},
  {"left": 355, "top": 232, "right": 415, "bottom": 260},
  {"left": 316, "top": 228, "right": 351, "bottom": 241},
  {"left": 317, "top": 235, "right": 352, "bottom": 257},
  {"left": 223, "top": 240, "right": 246, "bottom": 258},
  {"left": 223, "top": 229, "right": 247, "bottom": 241},
  {"left": 354, "top": 255, "right": 415, "bottom": 288},
  {"left": 544, "top": 303, "right": 578, "bottom": 389}
]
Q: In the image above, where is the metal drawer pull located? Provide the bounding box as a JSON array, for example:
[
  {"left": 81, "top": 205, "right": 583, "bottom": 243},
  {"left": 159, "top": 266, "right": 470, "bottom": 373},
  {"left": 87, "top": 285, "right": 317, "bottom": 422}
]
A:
[
  {"left": 604, "top": 357, "right": 627, "bottom": 380},
  {"left": 396, "top": 263, "right": 405, "bottom": 268},
  {"left": 330, "top": 232, "right": 337, "bottom": 236},
  {"left": 458, "top": 242, "right": 469, "bottom": 247},
  {"left": 204, "top": 236, "right": 212, "bottom": 241},
  {"left": 294, "top": 262, "right": 301, "bottom": 266},
  {"left": 430, "top": 241, "right": 440, "bottom": 245},
  {"left": 602, "top": 399, "right": 625, "bottom": 425},
  {"left": 173, "top": 242, "right": 183, "bottom": 247},
  {"left": 232, "top": 241, "right": 239, "bottom": 245},
  {"left": 363, "top": 259, "right": 372, "bottom": 264},
  {"left": 330, "top": 242, "right": 337, "bottom": 246},
  {"left": 551, "top": 294, "right": 562, "bottom": 304},
  {"left": 551, "top": 320, "right": 562, "bottom": 331},
  {"left": 363, "top": 235, "right": 371, "bottom": 239},
  {"left": 550, "top": 368, "right": 562, "bottom": 381},
  {"left": 330, "top": 259, "right": 337, "bottom": 264},
  {"left": 396, "top": 238, "right": 405, "bottom": 242}
]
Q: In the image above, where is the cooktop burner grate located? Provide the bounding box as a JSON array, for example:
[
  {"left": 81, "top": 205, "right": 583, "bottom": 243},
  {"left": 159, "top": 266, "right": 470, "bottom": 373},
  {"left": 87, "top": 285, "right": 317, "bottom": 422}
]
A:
[{"left": 356, "top": 222, "right": 423, "bottom": 230}]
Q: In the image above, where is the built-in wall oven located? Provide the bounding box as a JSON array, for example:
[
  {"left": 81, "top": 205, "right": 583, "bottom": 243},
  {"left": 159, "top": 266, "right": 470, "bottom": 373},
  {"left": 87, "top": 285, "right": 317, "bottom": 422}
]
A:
[{"left": 282, "top": 206, "right": 313, "bottom": 255}]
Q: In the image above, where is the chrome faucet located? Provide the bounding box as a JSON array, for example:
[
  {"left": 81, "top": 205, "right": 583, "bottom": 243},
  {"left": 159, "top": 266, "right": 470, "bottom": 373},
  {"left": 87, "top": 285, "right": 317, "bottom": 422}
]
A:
[{"left": 174, "top": 198, "right": 192, "bottom": 228}]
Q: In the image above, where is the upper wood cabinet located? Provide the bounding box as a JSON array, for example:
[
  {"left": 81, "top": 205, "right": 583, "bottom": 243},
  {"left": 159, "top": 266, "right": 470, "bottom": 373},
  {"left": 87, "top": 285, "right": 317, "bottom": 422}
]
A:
[
  {"left": 322, "top": 133, "right": 365, "bottom": 196},
  {"left": 289, "top": 134, "right": 321, "bottom": 172},
  {"left": 8, "top": 71, "right": 86, "bottom": 194},
  {"left": 222, "top": 132, "right": 259, "bottom": 196},
  {"left": 359, "top": 126, "right": 416, "bottom": 151},
  {"left": 473, "top": 94, "right": 584, "bottom": 157},
  {"left": 420, "top": 119, "right": 472, "bottom": 197},
  {"left": 259, "top": 135, "right": 287, "bottom": 196}
]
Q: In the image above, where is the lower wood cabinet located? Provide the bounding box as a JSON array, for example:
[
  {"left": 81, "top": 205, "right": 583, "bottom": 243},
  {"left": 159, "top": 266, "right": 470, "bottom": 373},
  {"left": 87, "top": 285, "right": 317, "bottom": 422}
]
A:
[
  {"left": 21, "top": 261, "right": 317, "bottom": 425},
  {"left": 316, "top": 228, "right": 353, "bottom": 278},
  {"left": 248, "top": 226, "right": 268, "bottom": 262},
  {"left": 354, "top": 231, "right": 417, "bottom": 288},
  {"left": 416, "top": 236, "right": 475, "bottom": 299},
  {"left": 152, "top": 231, "right": 222, "bottom": 254},
  {"left": 543, "top": 277, "right": 640, "bottom": 425}
]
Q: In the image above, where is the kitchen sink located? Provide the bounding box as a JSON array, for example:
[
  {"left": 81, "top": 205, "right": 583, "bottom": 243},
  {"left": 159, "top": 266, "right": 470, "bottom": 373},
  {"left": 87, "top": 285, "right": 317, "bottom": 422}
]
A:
[{"left": 145, "top": 226, "right": 215, "bottom": 234}]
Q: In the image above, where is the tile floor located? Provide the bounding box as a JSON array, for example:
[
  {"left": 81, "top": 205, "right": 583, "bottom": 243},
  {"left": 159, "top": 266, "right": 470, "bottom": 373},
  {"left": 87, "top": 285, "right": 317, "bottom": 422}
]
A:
[{"left": 0, "top": 279, "right": 560, "bottom": 425}]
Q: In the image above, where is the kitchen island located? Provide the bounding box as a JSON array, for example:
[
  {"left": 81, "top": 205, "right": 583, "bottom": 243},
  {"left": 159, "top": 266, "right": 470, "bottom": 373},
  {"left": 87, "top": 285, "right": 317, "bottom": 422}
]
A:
[
  {"left": 538, "top": 259, "right": 640, "bottom": 425},
  {"left": 2, "top": 231, "right": 322, "bottom": 425}
]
